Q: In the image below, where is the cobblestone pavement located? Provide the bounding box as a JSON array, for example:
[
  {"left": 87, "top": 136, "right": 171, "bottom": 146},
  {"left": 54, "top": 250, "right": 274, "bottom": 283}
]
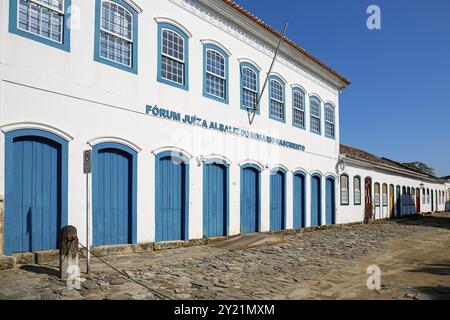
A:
[{"left": 1, "top": 213, "right": 450, "bottom": 300}]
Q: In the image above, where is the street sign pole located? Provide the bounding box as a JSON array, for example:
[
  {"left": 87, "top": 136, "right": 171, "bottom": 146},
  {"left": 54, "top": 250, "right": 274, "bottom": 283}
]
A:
[{"left": 83, "top": 150, "right": 92, "bottom": 274}]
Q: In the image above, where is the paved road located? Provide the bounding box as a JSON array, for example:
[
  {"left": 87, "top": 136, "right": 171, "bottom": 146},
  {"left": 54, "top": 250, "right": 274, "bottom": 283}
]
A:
[{"left": 1, "top": 213, "right": 449, "bottom": 300}]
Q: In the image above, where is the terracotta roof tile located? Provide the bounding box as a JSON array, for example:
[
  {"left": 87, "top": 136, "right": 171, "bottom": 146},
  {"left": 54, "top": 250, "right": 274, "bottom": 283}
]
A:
[{"left": 221, "top": 0, "right": 350, "bottom": 86}]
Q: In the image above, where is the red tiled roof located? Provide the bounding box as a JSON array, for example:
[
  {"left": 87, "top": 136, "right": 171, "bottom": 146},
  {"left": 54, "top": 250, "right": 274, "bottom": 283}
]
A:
[
  {"left": 221, "top": 0, "right": 351, "bottom": 86},
  {"left": 340, "top": 144, "right": 443, "bottom": 181}
]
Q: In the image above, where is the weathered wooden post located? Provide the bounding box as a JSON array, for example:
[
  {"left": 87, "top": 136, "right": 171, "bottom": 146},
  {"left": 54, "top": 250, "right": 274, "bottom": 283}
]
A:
[{"left": 59, "top": 226, "right": 79, "bottom": 281}]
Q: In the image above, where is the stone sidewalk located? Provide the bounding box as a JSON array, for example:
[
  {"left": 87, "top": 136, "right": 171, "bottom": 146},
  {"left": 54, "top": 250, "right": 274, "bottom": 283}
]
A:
[{"left": 1, "top": 213, "right": 449, "bottom": 300}]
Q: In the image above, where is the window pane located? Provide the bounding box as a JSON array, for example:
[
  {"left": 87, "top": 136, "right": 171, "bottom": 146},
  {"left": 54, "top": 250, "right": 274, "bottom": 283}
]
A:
[
  {"left": 311, "top": 99, "right": 321, "bottom": 133},
  {"left": 17, "top": 0, "right": 64, "bottom": 43},
  {"left": 270, "top": 80, "right": 284, "bottom": 119},
  {"left": 293, "top": 91, "right": 304, "bottom": 127},
  {"left": 161, "top": 29, "right": 185, "bottom": 85}
]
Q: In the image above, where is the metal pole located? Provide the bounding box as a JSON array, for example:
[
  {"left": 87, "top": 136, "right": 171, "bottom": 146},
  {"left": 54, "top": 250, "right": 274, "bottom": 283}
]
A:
[
  {"left": 248, "top": 21, "right": 289, "bottom": 125},
  {"left": 86, "top": 173, "right": 90, "bottom": 274}
]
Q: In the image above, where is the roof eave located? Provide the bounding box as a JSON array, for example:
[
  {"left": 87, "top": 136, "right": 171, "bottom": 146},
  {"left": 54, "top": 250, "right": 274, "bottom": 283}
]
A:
[{"left": 197, "top": 0, "right": 350, "bottom": 91}]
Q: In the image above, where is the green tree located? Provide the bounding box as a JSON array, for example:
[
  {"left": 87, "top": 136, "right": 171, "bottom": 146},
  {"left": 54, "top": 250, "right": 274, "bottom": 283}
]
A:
[{"left": 402, "top": 162, "right": 436, "bottom": 176}]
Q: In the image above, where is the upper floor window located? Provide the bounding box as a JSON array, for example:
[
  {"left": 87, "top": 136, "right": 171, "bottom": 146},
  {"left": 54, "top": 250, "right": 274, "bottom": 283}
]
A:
[
  {"left": 157, "top": 22, "right": 189, "bottom": 90},
  {"left": 9, "top": 0, "right": 71, "bottom": 51},
  {"left": 374, "top": 183, "right": 380, "bottom": 207},
  {"left": 292, "top": 88, "right": 305, "bottom": 129},
  {"left": 340, "top": 175, "right": 349, "bottom": 205},
  {"left": 269, "top": 76, "right": 285, "bottom": 122},
  {"left": 325, "top": 103, "right": 335, "bottom": 139},
  {"left": 240, "top": 62, "right": 259, "bottom": 113},
  {"left": 310, "top": 96, "right": 321, "bottom": 134},
  {"left": 94, "top": 0, "right": 138, "bottom": 73},
  {"left": 203, "top": 43, "right": 229, "bottom": 104},
  {"left": 354, "top": 176, "right": 361, "bottom": 205},
  {"left": 382, "top": 184, "right": 388, "bottom": 206}
]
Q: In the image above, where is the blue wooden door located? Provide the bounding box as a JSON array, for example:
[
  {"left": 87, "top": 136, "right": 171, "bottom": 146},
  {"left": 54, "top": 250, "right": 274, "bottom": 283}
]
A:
[
  {"left": 203, "top": 162, "right": 228, "bottom": 237},
  {"left": 311, "top": 175, "right": 321, "bottom": 227},
  {"left": 293, "top": 173, "right": 305, "bottom": 228},
  {"left": 326, "top": 177, "right": 336, "bottom": 225},
  {"left": 5, "top": 135, "right": 62, "bottom": 254},
  {"left": 240, "top": 166, "right": 260, "bottom": 234},
  {"left": 93, "top": 147, "right": 133, "bottom": 246},
  {"left": 156, "top": 154, "right": 188, "bottom": 242},
  {"left": 270, "top": 170, "right": 285, "bottom": 231}
]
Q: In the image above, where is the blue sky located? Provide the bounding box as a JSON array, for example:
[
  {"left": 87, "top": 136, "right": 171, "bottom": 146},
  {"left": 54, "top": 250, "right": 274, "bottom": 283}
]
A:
[{"left": 234, "top": 0, "right": 450, "bottom": 176}]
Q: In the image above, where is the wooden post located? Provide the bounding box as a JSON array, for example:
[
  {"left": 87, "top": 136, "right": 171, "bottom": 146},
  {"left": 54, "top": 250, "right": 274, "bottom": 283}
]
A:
[{"left": 59, "top": 226, "right": 79, "bottom": 280}]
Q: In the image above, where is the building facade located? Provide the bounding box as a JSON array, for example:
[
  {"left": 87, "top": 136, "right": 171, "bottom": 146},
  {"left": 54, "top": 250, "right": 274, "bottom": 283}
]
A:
[{"left": 0, "top": 0, "right": 446, "bottom": 256}]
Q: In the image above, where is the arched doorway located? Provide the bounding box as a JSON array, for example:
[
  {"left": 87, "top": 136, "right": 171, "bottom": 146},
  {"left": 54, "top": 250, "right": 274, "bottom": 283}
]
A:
[
  {"left": 4, "top": 129, "right": 68, "bottom": 255},
  {"left": 364, "top": 177, "right": 372, "bottom": 222},
  {"left": 155, "top": 151, "right": 190, "bottom": 242},
  {"left": 293, "top": 172, "right": 306, "bottom": 229},
  {"left": 203, "top": 160, "right": 229, "bottom": 237},
  {"left": 270, "top": 168, "right": 286, "bottom": 231},
  {"left": 325, "top": 176, "right": 336, "bottom": 225},
  {"left": 92, "top": 142, "right": 137, "bottom": 246},
  {"left": 389, "top": 185, "right": 395, "bottom": 218},
  {"left": 311, "top": 174, "right": 322, "bottom": 227},
  {"left": 240, "top": 164, "right": 261, "bottom": 234}
]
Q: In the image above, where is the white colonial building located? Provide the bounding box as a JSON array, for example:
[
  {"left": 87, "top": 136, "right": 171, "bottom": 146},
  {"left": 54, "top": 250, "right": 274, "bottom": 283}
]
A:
[{"left": 0, "top": 0, "right": 446, "bottom": 257}]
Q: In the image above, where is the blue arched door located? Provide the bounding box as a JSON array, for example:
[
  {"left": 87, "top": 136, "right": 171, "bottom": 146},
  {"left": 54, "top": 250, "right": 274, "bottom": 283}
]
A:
[
  {"left": 326, "top": 177, "right": 336, "bottom": 225},
  {"left": 4, "top": 129, "right": 68, "bottom": 255},
  {"left": 240, "top": 165, "right": 260, "bottom": 234},
  {"left": 156, "top": 152, "right": 189, "bottom": 242},
  {"left": 203, "top": 161, "right": 229, "bottom": 237},
  {"left": 293, "top": 172, "right": 306, "bottom": 228},
  {"left": 93, "top": 143, "right": 137, "bottom": 247},
  {"left": 311, "top": 174, "right": 322, "bottom": 227},
  {"left": 270, "top": 169, "right": 286, "bottom": 231}
]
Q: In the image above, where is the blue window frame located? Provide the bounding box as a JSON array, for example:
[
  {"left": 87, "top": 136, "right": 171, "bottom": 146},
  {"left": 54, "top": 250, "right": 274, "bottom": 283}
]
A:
[
  {"left": 157, "top": 22, "right": 189, "bottom": 91},
  {"left": 9, "top": 0, "right": 71, "bottom": 52},
  {"left": 310, "top": 95, "right": 322, "bottom": 135},
  {"left": 240, "top": 62, "right": 260, "bottom": 114},
  {"left": 268, "top": 75, "right": 286, "bottom": 123},
  {"left": 292, "top": 87, "right": 306, "bottom": 129},
  {"left": 203, "top": 43, "right": 229, "bottom": 104},
  {"left": 94, "top": 0, "right": 138, "bottom": 74},
  {"left": 325, "top": 103, "right": 335, "bottom": 139}
]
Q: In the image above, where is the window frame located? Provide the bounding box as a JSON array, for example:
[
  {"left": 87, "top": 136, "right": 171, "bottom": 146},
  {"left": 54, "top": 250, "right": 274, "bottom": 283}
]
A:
[
  {"left": 157, "top": 22, "right": 189, "bottom": 91},
  {"left": 340, "top": 174, "right": 349, "bottom": 206},
  {"left": 382, "top": 183, "right": 388, "bottom": 207},
  {"left": 268, "top": 75, "right": 286, "bottom": 123},
  {"left": 9, "top": 0, "right": 71, "bottom": 51},
  {"left": 324, "top": 103, "right": 336, "bottom": 139},
  {"left": 374, "top": 183, "right": 381, "bottom": 207},
  {"left": 292, "top": 87, "right": 306, "bottom": 129},
  {"left": 354, "top": 176, "right": 362, "bottom": 205},
  {"left": 310, "top": 95, "right": 322, "bottom": 135},
  {"left": 240, "top": 62, "right": 260, "bottom": 114},
  {"left": 203, "top": 43, "right": 229, "bottom": 104},
  {"left": 94, "top": 0, "right": 139, "bottom": 74}
]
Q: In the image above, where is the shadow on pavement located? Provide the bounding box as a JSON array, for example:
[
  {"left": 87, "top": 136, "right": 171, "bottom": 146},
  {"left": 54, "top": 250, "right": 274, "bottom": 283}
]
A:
[
  {"left": 407, "top": 263, "right": 450, "bottom": 276},
  {"left": 396, "top": 215, "right": 450, "bottom": 230},
  {"left": 20, "top": 265, "right": 59, "bottom": 277}
]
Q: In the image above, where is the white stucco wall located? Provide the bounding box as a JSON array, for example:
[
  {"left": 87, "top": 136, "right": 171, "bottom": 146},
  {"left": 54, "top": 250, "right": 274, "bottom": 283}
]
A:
[
  {"left": 0, "top": 0, "right": 341, "bottom": 247},
  {"left": 337, "top": 161, "right": 448, "bottom": 224}
]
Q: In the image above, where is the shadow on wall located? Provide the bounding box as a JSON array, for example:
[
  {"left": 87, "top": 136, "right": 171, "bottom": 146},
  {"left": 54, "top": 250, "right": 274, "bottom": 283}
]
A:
[{"left": 396, "top": 215, "right": 450, "bottom": 230}]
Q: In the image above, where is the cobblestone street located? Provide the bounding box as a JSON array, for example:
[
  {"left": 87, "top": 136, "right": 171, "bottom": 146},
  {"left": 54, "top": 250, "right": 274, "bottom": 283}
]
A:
[{"left": 1, "top": 213, "right": 450, "bottom": 300}]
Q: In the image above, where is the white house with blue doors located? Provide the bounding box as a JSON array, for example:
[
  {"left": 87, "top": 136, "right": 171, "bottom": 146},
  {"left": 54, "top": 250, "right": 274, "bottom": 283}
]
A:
[{"left": 0, "top": 0, "right": 446, "bottom": 257}]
